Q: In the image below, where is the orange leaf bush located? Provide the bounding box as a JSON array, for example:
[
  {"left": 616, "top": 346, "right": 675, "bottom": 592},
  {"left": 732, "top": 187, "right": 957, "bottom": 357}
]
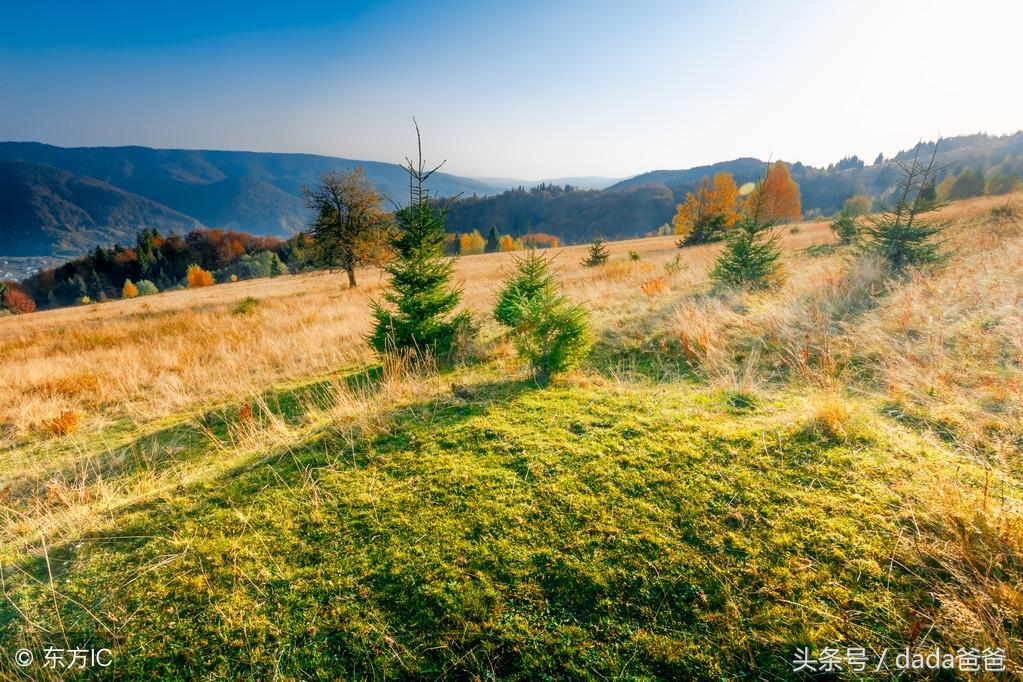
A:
[
  {"left": 46, "top": 410, "right": 79, "bottom": 437},
  {"left": 186, "top": 264, "right": 214, "bottom": 288},
  {"left": 641, "top": 276, "right": 668, "bottom": 296}
]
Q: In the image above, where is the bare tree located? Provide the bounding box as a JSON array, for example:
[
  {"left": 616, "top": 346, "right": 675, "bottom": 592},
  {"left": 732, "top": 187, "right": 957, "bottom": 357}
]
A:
[{"left": 302, "top": 168, "right": 392, "bottom": 287}]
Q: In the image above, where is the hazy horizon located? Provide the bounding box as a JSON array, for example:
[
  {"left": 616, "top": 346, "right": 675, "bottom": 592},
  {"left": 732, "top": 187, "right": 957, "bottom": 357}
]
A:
[{"left": 3, "top": 0, "right": 1022, "bottom": 179}]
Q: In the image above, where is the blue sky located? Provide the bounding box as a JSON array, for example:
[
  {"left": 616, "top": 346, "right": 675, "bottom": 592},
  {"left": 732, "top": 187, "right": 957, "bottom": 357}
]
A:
[{"left": 2, "top": 0, "right": 1021, "bottom": 179}]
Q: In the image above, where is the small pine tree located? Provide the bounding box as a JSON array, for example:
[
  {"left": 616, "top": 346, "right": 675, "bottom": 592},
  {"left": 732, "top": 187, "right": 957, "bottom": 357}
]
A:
[
  {"left": 513, "top": 286, "right": 592, "bottom": 385},
  {"left": 581, "top": 237, "right": 609, "bottom": 267},
  {"left": 711, "top": 166, "right": 782, "bottom": 289},
  {"left": 370, "top": 122, "right": 472, "bottom": 357},
  {"left": 830, "top": 209, "right": 859, "bottom": 244},
  {"left": 485, "top": 225, "right": 501, "bottom": 253},
  {"left": 496, "top": 254, "right": 592, "bottom": 385},
  {"left": 70, "top": 275, "right": 88, "bottom": 301},
  {"left": 494, "top": 249, "right": 556, "bottom": 328},
  {"left": 861, "top": 143, "right": 949, "bottom": 274},
  {"left": 88, "top": 271, "right": 106, "bottom": 300},
  {"left": 122, "top": 279, "right": 139, "bottom": 299}
]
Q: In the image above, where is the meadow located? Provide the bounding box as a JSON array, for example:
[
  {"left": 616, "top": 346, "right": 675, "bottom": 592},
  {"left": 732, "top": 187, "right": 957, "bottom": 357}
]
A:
[{"left": 1, "top": 194, "right": 1021, "bottom": 679}]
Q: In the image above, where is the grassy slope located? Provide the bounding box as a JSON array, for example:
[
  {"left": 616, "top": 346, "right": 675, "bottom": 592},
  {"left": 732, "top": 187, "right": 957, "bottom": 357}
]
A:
[
  {"left": 0, "top": 367, "right": 1001, "bottom": 680},
  {"left": 2, "top": 198, "right": 1022, "bottom": 679}
]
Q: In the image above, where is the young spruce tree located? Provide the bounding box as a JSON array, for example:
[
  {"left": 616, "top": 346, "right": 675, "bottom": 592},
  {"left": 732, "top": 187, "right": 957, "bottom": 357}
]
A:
[
  {"left": 370, "top": 123, "right": 471, "bottom": 357},
  {"left": 493, "top": 248, "right": 556, "bottom": 328},
  {"left": 710, "top": 166, "right": 783, "bottom": 289},
  {"left": 581, "top": 237, "right": 609, "bottom": 267},
  {"left": 860, "top": 142, "right": 948, "bottom": 274},
  {"left": 495, "top": 248, "right": 592, "bottom": 385}
]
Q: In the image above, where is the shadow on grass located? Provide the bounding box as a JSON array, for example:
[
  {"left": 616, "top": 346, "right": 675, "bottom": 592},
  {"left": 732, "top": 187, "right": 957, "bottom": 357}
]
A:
[
  {"left": 1, "top": 364, "right": 390, "bottom": 510},
  {"left": 3, "top": 369, "right": 539, "bottom": 578}
]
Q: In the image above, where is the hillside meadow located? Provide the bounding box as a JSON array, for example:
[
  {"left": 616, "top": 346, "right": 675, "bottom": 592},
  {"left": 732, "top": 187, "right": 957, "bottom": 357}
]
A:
[{"left": 1, "top": 194, "right": 1022, "bottom": 679}]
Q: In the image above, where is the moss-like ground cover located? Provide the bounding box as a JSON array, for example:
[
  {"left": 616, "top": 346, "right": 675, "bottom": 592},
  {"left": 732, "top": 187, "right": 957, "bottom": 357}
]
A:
[{"left": 1, "top": 371, "right": 993, "bottom": 680}]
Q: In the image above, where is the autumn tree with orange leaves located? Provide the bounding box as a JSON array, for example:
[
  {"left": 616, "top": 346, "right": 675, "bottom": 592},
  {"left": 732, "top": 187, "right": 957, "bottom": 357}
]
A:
[
  {"left": 672, "top": 172, "right": 739, "bottom": 245},
  {"left": 743, "top": 161, "right": 801, "bottom": 223}
]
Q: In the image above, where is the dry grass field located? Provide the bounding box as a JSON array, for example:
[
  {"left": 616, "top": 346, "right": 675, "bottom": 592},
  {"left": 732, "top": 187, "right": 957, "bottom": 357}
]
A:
[{"left": 1, "top": 193, "right": 1022, "bottom": 679}]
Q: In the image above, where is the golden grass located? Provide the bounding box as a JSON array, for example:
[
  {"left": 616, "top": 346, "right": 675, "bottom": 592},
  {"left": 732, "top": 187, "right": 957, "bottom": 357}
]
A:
[
  {"left": 3, "top": 194, "right": 1020, "bottom": 444},
  {"left": 1, "top": 193, "right": 1022, "bottom": 671},
  {"left": 0, "top": 221, "right": 834, "bottom": 438}
]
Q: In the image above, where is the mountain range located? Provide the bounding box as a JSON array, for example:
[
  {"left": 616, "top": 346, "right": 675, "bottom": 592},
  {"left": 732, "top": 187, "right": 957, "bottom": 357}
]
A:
[
  {"left": 0, "top": 142, "right": 499, "bottom": 258},
  {"left": 2, "top": 132, "right": 1021, "bottom": 260}
]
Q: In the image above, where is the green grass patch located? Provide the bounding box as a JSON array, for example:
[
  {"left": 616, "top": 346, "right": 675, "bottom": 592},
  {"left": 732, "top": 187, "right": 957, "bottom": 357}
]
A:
[{"left": 0, "top": 376, "right": 960, "bottom": 680}]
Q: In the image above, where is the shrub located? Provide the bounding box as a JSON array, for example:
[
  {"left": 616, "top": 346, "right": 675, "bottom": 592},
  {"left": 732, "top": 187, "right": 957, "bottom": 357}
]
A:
[
  {"left": 186, "top": 264, "right": 214, "bottom": 288},
  {"left": 710, "top": 215, "right": 782, "bottom": 289},
  {"left": 629, "top": 250, "right": 640, "bottom": 261},
  {"left": 136, "top": 280, "right": 159, "bottom": 296},
  {"left": 46, "top": 410, "right": 79, "bottom": 437},
  {"left": 641, "top": 277, "right": 668, "bottom": 296},
  {"left": 581, "top": 237, "right": 609, "bottom": 267},
  {"left": 830, "top": 209, "right": 859, "bottom": 244},
  {"left": 232, "top": 297, "right": 260, "bottom": 316},
  {"left": 664, "top": 254, "right": 686, "bottom": 275},
  {"left": 991, "top": 203, "right": 1018, "bottom": 221},
  {"left": 494, "top": 250, "right": 556, "bottom": 328},
  {"left": 842, "top": 195, "right": 873, "bottom": 216},
  {"left": 458, "top": 230, "right": 486, "bottom": 255},
  {"left": 1, "top": 281, "right": 36, "bottom": 314},
  {"left": 122, "top": 279, "right": 139, "bottom": 299}
]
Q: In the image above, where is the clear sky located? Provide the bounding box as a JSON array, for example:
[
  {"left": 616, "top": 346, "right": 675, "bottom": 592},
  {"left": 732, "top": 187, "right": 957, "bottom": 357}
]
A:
[{"left": 2, "top": 0, "right": 1021, "bottom": 179}]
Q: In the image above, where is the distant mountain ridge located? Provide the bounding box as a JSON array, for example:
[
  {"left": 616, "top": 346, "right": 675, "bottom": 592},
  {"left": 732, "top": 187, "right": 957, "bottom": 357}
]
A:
[
  {"left": 2, "top": 132, "right": 1021, "bottom": 258},
  {"left": 0, "top": 160, "right": 202, "bottom": 257},
  {"left": 0, "top": 142, "right": 501, "bottom": 257},
  {"left": 442, "top": 132, "right": 1023, "bottom": 243}
]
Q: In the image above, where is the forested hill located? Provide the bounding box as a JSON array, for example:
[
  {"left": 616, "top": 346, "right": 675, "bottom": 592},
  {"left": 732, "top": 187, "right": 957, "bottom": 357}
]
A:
[
  {"left": 3, "top": 133, "right": 1021, "bottom": 258},
  {"left": 443, "top": 132, "right": 1023, "bottom": 243},
  {"left": 0, "top": 142, "right": 499, "bottom": 257}
]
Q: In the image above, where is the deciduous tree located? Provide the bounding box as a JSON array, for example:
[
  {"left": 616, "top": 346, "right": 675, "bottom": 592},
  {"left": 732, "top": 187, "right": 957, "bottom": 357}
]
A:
[
  {"left": 744, "top": 161, "right": 801, "bottom": 223},
  {"left": 673, "top": 172, "right": 739, "bottom": 244},
  {"left": 303, "top": 168, "right": 393, "bottom": 288}
]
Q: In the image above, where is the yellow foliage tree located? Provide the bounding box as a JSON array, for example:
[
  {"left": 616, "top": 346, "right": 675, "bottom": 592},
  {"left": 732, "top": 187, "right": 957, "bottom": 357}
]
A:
[
  {"left": 498, "top": 234, "right": 516, "bottom": 252},
  {"left": 186, "top": 264, "right": 214, "bottom": 288},
  {"left": 744, "top": 162, "right": 801, "bottom": 223},
  {"left": 672, "top": 172, "right": 739, "bottom": 244},
  {"left": 122, "top": 279, "right": 138, "bottom": 299},
  {"left": 459, "top": 230, "right": 486, "bottom": 255}
]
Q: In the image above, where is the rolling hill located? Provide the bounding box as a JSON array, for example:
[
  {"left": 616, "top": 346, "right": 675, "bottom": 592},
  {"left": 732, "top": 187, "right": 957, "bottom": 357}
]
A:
[
  {"left": 0, "top": 142, "right": 501, "bottom": 257},
  {"left": 3, "top": 133, "right": 1021, "bottom": 260},
  {"left": 444, "top": 132, "right": 1023, "bottom": 242},
  {"left": 0, "top": 161, "right": 202, "bottom": 257}
]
